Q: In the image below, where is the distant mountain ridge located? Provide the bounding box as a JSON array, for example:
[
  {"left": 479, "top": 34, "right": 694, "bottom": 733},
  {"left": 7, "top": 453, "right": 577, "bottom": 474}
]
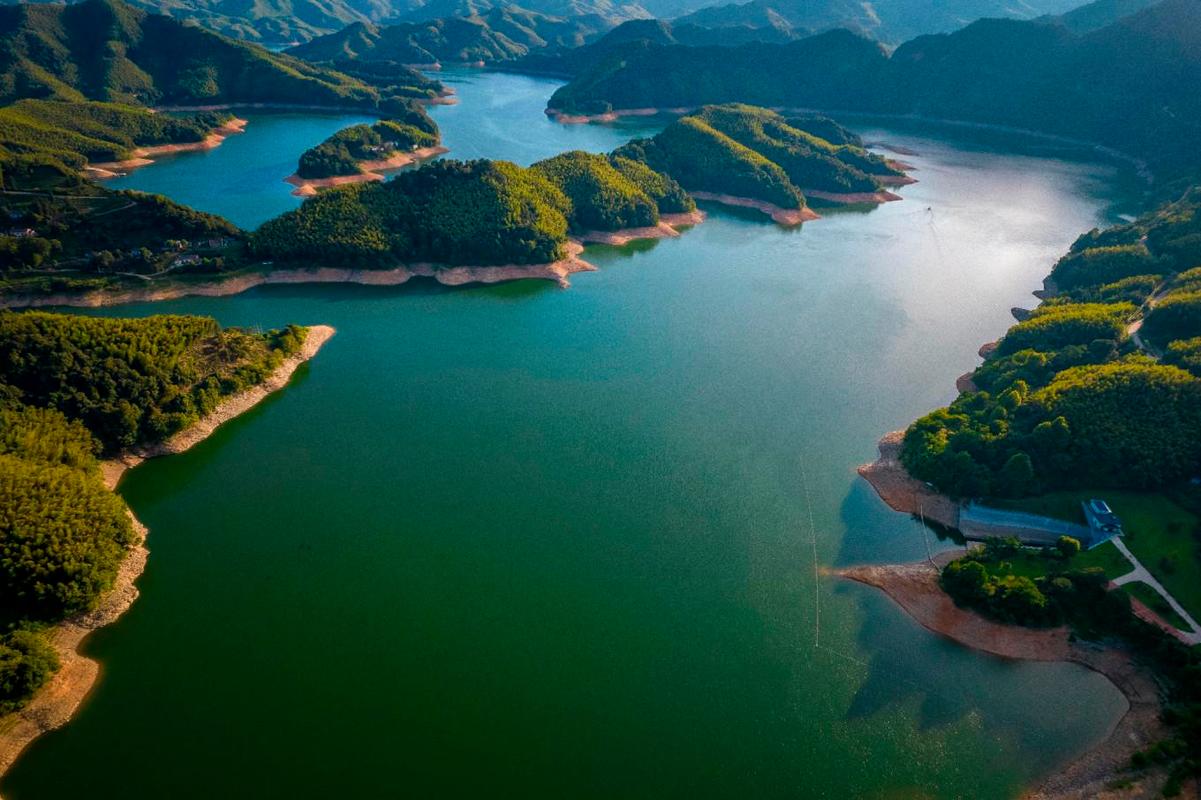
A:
[
  {"left": 0, "top": 0, "right": 441, "bottom": 106},
  {"left": 672, "top": 0, "right": 1086, "bottom": 45},
  {"left": 287, "top": 6, "right": 613, "bottom": 65},
  {"left": 548, "top": 0, "right": 1201, "bottom": 183},
  {"left": 39, "top": 0, "right": 671, "bottom": 42}
]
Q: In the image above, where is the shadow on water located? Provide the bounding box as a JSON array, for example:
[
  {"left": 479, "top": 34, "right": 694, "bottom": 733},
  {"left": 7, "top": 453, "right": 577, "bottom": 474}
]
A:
[
  {"left": 693, "top": 200, "right": 811, "bottom": 232},
  {"left": 827, "top": 480, "right": 1125, "bottom": 783},
  {"left": 579, "top": 236, "right": 664, "bottom": 260}
]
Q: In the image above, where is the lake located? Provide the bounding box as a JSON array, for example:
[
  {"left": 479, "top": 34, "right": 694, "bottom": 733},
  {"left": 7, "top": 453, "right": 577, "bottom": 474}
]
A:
[{"left": 3, "top": 69, "right": 1135, "bottom": 799}]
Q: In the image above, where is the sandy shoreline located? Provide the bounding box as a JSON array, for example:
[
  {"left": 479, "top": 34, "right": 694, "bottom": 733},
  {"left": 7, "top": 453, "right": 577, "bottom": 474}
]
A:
[
  {"left": 0, "top": 325, "right": 335, "bottom": 786},
  {"left": 285, "top": 145, "right": 450, "bottom": 196},
  {"left": 86, "top": 118, "right": 248, "bottom": 178},
  {"left": 836, "top": 560, "right": 1174, "bottom": 799}
]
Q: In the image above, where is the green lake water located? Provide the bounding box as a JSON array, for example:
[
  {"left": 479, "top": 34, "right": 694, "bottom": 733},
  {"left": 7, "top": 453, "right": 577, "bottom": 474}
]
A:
[{"left": 3, "top": 70, "right": 1139, "bottom": 798}]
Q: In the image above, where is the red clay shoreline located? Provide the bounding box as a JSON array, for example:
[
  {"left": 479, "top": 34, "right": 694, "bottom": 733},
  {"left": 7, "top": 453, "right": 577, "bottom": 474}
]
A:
[
  {"left": 285, "top": 145, "right": 450, "bottom": 196},
  {"left": 836, "top": 559, "right": 1177, "bottom": 799}
]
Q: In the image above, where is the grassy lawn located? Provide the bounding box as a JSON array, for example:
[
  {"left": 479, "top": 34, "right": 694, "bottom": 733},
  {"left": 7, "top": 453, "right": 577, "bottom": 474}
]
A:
[
  {"left": 998, "top": 490, "right": 1201, "bottom": 620},
  {"left": 1121, "top": 581, "right": 1192, "bottom": 632},
  {"left": 992, "top": 539, "right": 1130, "bottom": 582}
]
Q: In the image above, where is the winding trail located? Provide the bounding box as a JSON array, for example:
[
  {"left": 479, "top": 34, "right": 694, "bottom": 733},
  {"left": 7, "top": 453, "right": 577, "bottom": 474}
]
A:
[{"left": 1111, "top": 537, "right": 1201, "bottom": 644}]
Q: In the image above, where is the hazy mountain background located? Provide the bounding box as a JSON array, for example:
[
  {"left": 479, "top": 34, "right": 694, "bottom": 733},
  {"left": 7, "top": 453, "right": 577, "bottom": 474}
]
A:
[{"left": 1, "top": 0, "right": 1156, "bottom": 44}]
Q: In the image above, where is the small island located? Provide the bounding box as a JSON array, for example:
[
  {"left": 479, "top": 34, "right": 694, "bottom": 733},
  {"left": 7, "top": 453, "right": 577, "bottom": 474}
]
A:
[{"left": 286, "top": 105, "right": 448, "bottom": 196}]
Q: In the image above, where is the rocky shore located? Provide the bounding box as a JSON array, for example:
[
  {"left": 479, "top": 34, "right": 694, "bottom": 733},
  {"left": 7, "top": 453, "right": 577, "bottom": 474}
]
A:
[{"left": 857, "top": 430, "right": 961, "bottom": 528}]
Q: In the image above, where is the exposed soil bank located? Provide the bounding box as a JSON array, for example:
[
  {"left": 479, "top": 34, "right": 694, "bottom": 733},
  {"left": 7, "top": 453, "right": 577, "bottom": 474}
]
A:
[
  {"left": 836, "top": 560, "right": 1175, "bottom": 800},
  {"left": 545, "top": 106, "right": 693, "bottom": 124},
  {"left": 86, "top": 118, "right": 248, "bottom": 178},
  {"left": 857, "top": 430, "right": 961, "bottom": 528},
  {"left": 0, "top": 325, "right": 336, "bottom": 788},
  {"left": 573, "top": 210, "right": 706, "bottom": 245},
  {"left": 285, "top": 145, "right": 449, "bottom": 196},
  {"left": 1, "top": 212, "right": 719, "bottom": 310},
  {"left": 805, "top": 188, "right": 903, "bottom": 205},
  {"left": 0, "top": 243, "right": 597, "bottom": 309},
  {"left": 690, "top": 192, "right": 819, "bottom": 225}
]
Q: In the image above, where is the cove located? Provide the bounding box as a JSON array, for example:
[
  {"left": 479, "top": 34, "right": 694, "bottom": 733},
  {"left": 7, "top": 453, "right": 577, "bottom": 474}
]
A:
[{"left": 2, "top": 70, "right": 1138, "bottom": 799}]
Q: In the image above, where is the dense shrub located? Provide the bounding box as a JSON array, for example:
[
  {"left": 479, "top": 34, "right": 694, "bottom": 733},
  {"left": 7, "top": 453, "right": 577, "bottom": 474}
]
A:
[
  {"left": 995, "top": 302, "right": 1131, "bottom": 355},
  {"left": 0, "top": 630, "right": 59, "bottom": 714},
  {"left": 1143, "top": 291, "right": 1201, "bottom": 344},
  {"left": 0, "top": 312, "right": 306, "bottom": 452},
  {"left": 0, "top": 453, "right": 134, "bottom": 619},
  {"left": 532, "top": 151, "right": 658, "bottom": 232},
  {"left": 254, "top": 159, "right": 571, "bottom": 267}
]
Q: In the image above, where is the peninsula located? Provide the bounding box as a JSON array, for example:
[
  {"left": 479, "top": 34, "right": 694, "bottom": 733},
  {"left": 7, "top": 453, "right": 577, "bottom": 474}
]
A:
[
  {"left": 854, "top": 185, "right": 1201, "bottom": 795},
  {"left": 0, "top": 314, "right": 334, "bottom": 777}
]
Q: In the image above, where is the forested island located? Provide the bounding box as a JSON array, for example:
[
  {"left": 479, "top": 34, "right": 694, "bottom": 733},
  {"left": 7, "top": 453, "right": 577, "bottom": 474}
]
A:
[
  {"left": 252, "top": 105, "right": 910, "bottom": 271},
  {"left": 288, "top": 110, "right": 446, "bottom": 194},
  {"left": 0, "top": 311, "right": 329, "bottom": 743}
]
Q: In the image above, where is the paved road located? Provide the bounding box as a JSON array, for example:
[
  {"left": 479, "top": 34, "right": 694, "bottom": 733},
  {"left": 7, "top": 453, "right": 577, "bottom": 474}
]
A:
[{"left": 1112, "top": 536, "right": 1201, "bottom": 645}]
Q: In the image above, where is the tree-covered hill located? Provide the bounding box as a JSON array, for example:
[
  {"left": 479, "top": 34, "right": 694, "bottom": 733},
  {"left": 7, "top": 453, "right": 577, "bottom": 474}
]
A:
[
  {"left": 688, "top": 104, "right": 899, "bottom": 193},
  {"left": 288, "top": 7, "right": 612, "bottom": 67},
  {"left": 609, "top": 105, "right": 904, "bottom": 214},
  {"left": 252, "top": 159, "right": 571, "bottom": 266},
  {"left": 0, "top": 99, "right": 231, "bottom": 170},
  {"left": 616, "top": 115, "right": 803, "bottom": 211},
  {"left": 672, "top": 0, "right": 1085, "bottom": 46},
  {"left": 77, "top": 0, "right": 673, "bottom": 44},
  {"left": 548, "top": 0, "right": 1200, "bottom": 181},
  {"left": 296, "top": 118, "right": 440, "bottom": 178},
  {"left": 900, "top": 189, "right": 1201, "bottom": 499},
  {"left": 0, "top": 311, "right": 308, "bottom": 452},
  {"left": 0, "top": 0, "right": 442, "bottom": 107},
  {"left": 0, "top": 311, "right": 310, "bottom": 712},
  {"left": 530, "top": 150, "right": 659, "bottom": 231}
]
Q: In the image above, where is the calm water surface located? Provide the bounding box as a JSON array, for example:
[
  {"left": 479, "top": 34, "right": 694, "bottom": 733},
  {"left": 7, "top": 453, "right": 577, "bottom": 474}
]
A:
[{"left": 4, "top": 71, "right": 1136, "bottom": 799}]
